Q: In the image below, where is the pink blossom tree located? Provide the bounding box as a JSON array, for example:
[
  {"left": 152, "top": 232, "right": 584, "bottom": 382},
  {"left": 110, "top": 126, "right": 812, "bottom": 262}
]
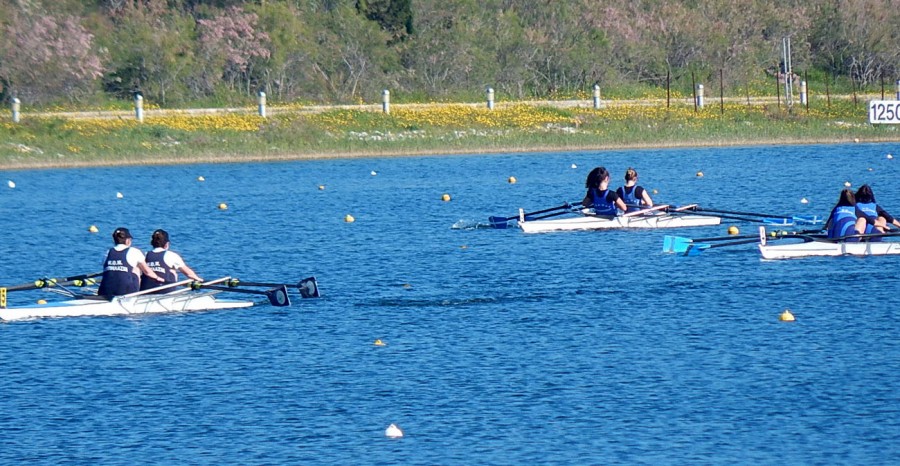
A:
[
  {"left": 195, "top": 6, "right": 271, "bottom": 95},
  {"left": 0, "top": 9, "right": 104, "bottom": 104}
]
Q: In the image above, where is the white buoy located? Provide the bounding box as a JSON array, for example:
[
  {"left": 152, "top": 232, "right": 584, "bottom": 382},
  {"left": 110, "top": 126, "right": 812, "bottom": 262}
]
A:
[
  {"left": 800, "top": 198, "right": 809, "bottom": 204},
  {"left": 888, "top": 154, "right": 894, "bottom": 160},
  {"left": 197, "top": 176, "right": 205, "bottom": 182},
  {"left": 116, "top": 192, "right": 124, "bottom": 199},
  {"left": 371, "top": 170, "right": 377, "bottom": 176},
  {"left": 844, "top": 181, "right": 851, "bottom": 187},
  {"left": 570, "top": 163, "right": 577, "bottom": 169},
  {"left": 7, "top": 180, "right": 15, "bottom": 188},
  {"left": 385, "top": 423, "right": 403, "bottom": 438}
]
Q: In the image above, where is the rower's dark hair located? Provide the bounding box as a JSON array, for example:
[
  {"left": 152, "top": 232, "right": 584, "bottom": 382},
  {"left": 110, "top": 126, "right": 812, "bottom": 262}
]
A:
[
  {"left": 112, "top": 227, "right": 132, "bottom": 245},
  {"left": 836, "top": 188, "right": 856, "bottom": 207},
  {"left": 625, "top": 168, "right": 638, "bottom": 182},
  {"left": 151, "top": 229, "right": 170, "bottom": 248},
  {"left": 585, "top": 166, "right": 609, "bottom": 189},
  {"left": 855, "top": 184, "right": 876, "bottom": 203}
]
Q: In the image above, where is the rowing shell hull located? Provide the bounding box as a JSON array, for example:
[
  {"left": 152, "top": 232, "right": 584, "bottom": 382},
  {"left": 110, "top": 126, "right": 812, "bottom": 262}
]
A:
[
  {"left": 519, "top": 214, "right": 721, "bottom": 233},
  {"left": 0, "top": 291, "right": 253, "bottom": 321},
  {"left": 759, "top": 240, "right": 900, "bottom": 259}
]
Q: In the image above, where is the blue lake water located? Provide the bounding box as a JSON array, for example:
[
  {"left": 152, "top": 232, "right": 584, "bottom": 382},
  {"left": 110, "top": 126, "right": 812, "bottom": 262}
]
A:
[{"left": 1, "top": 143, "right": 899, "bottom": 464}]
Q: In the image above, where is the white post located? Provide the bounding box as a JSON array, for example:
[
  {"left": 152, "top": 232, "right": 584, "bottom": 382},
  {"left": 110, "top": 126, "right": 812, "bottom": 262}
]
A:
[
  {"left": 11, "top": 98, "right": 20, "bottom": 123},
  {"left": 486, "top": 87, "right": 495, "bottom": 110},
  {"left": 258, "top": 91, "right": 266, "bottom": 118},
  {"left": 382, "top": 89, "right": 390, "bottom": 114},
  {"left": 696, "top": 84, "right": 704, "bottom": 108},
  {"left": 896, "top": 80, "right": 900, "bottom": 100},
  {"left": 134, "top": 94, "right": 143, "bottom": 123},
  {"left": 800, "top": 81, "right": 807, "bottom": 105},
  {"left": 592, "top": 84, "right": 601, "bottom": 109}
]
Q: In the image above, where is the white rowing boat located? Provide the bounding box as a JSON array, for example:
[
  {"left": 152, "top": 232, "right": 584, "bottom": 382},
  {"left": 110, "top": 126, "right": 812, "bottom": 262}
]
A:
[
  {"left": 757, "top": 226, "right": 900, "bottom": 259},
  {"left": 0, "top": 277, "right": 254, "bottom": 321},
  {"left": 518, "top": 209, "right": 721, "bottom": 234}
]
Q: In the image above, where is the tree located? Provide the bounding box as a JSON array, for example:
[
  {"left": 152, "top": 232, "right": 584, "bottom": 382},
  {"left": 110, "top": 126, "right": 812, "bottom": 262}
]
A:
[
  {"left": 100, "top": 0, "right": 196, "bottom": 104},
  {"left": 195, "top": 5, "right": 271, "bottom": 95},
  {"left": 0, "top": 3, "right": 103, "bottom": 104}
]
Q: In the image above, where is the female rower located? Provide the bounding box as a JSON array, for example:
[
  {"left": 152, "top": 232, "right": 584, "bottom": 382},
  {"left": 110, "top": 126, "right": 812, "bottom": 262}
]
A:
[
  {"left": 140, "top": 229, "right": 203, "bottom": 292},
  {"left": 583, "top": 166, "right": 627, "bottom": 218},
  {"left": 98, "top": 227, "right": 163, "bottom": 298},
  {"left": 616, "top": 167, "right": 654, "bottom": 213},
  {"left": 855, "top": 184, "right": 898, "bottom": 232},
  {"left": 825, "top": 189, "right": 866, "bottom": 240}
]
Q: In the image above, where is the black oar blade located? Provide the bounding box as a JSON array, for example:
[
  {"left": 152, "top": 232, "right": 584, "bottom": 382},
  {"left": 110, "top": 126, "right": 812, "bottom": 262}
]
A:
[
  {"left": 297, "top": 277, "right": 320, "bottom": 298},
  {"left": 266, "top": 285, "right": 291, "bottom": 307}
]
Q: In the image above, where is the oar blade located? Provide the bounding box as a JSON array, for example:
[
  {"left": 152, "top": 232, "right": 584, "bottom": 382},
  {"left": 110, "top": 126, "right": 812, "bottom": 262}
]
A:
[
  {"left": 488, "top": 216, "right": 509, "bottom": 229},
  {"left": 297, "top": 277, "right": 320, "bottom": 298},
  {"left": 793, "top": 215, "right": 824, "bottom": 225},
  {"left": 662, "top": 235, "right": 692, "bottom": 253},
  {"left": 266, "top": 285, "right": 291, "bottom": 307},
  {"left": 684, "top": 243, "right": 711, "bottom": 256}
]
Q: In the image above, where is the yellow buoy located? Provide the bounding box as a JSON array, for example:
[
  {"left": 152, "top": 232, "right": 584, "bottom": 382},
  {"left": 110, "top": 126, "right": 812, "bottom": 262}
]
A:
[
  {"left": 696, "top": 171, "right": 704, "bottom": 177},
  {"left": 508, "top": 176, "right": 517, "bottom": 184},
  {"left": 218, "top": 203, "right": 228, "bottom": 210},
  {"left": 779, "top": 309, "right": 796, "bottom": 322},
  {"left": 197, "top": 176, "right": 205, "bottom": 182},
  {"left": 853, "top": 138, "right": 860, "bottom": 143},
  {"left": 441, "top": 193, "right": 451, "bottom": 202},
  {"left": 374, "top": 339, "right": 386, "bottom": 346},
  {"left": 318, "top": 185, "right": 326, "bottom": 190},
  {"left": 727, "top": 226, "right": 739, "bottom": 235},
  {"left": 344, "top": 214, "right": 355, "bottom": 223},
  {"left": 36, "top": 299, "right": 47, "bottom": 305},
  {"left": 88, "top": 225, "right": 99, "bottom": 233}
]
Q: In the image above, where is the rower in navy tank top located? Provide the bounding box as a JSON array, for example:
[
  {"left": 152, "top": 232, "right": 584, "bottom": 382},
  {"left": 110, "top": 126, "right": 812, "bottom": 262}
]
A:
[
  {"left": 825, "top": 189, "right": 866, "bottom": 241},
  {"left": 582, "top": 166, "right": 627, "bottom": 218},
  {"left": 616, "top": 167, "right": 654, "bottom": 213},
  {"left": 98, "top": 227, "right": 163, "bottom": 298},
  {"left": 140, "top": 229, "right": 203, "bottom": 292},
  {"left": 855, "top": 184, "right": 893, "bottom": 238}
]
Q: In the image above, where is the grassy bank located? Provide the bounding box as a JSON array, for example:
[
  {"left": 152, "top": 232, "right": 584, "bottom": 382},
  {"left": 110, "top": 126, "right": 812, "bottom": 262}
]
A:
[{"left": 1, "top": 98, "right": 898, "bottom": 169}]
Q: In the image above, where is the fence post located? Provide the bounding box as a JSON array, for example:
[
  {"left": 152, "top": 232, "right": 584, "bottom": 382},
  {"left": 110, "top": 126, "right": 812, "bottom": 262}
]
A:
[
  {"left": 11, "top": 98, "right": 20, "bottom": 123},
  {"left": 696, "top": 84, "right": 704, "bottom": 108},
  {"left": 799, "top": 81, "right": 807, "bottom": 105},
  {"left": 592, "top": 84, "right": 601, "bottom": 109},
  {"left": 486, "top": 87, "right": 494, "bottom": 110},
  {"left": 134, "top": 94, "right": 143, "bottom": 123},
  {"left": 258, "top": 91, "right": 266, "bottom": 118},
  {"left": 382, "top": 89, "right": 390, "bottom": 114},
  {"left": 896, "top": 80, "right": 900, "bottom": 100}
]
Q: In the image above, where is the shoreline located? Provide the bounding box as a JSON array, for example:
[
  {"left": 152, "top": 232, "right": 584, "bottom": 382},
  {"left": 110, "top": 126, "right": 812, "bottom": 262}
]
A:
[{"left": 3, "top": 136, "right": 897, "bottom": 171}]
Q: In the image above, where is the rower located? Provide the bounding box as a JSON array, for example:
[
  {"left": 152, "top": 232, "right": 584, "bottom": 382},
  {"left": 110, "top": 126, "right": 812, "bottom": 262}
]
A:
[
  {"left": 855, "top": 184, "right": 896, "bottom": 239},
  {"left": 824, "top": 189, "right": 866, "bottom": 241},
  {"left": 616, "top": 167, "right": 654, "bottom": 213},
  {"left": 140, "top": 229, "right": 203, "bottom": 292},
  {"left": 583, "top": 166, "right": 627, "bottom": 218},
  {"left": 98, "top": 227, "right": 163, "bottom": 298}
]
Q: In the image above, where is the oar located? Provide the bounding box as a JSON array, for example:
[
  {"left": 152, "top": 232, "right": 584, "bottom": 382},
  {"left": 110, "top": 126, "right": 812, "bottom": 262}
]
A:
[
  {"left": 683, "top": 237, "right": 765, "bottom": 256},
  {"left": 190, "top": 282, "right": 291, "bottom": 307},
  {"left": 222, "top": 277, "right": 320, "bottom": 298},
  {"left": 489, "top": 201, "right": 582, "bottom": 228},
  {"left": 690, "top": 206, "right": 792, "bottom": 219},
  {"left": 1, "top": 272, "right": 103, "bottom": 292},
  {"left": 665, "top": 228, "right": 826, "bottom": 254}
]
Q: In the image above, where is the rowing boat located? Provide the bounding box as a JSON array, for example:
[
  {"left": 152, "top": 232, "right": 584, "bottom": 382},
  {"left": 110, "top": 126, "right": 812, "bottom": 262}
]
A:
[
  {"left": 0, "top": 277, "right": 254, "bottom": 321},
  {"left": 757, "top": 226, "right": 900, "bottom": 259},
  {"left": 518, "top": 209, "right": 721, "bottom": 233}
]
